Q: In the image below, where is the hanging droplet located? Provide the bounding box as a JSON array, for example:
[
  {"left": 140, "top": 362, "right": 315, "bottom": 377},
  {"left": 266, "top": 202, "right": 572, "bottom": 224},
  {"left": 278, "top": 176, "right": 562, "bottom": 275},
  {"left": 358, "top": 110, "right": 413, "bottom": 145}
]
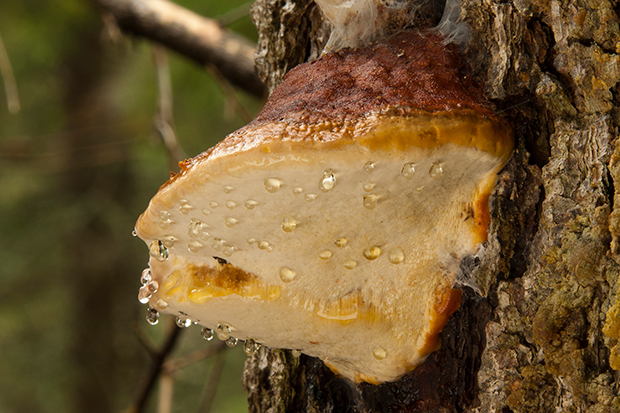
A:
[
  {"left": 363, "top": 246, "right": 381, "bottom": 260},
  {"left": 389, "top": 248, "right": 405, "bottom": 264},
  {"left": 201, "top": 327, "right": 214, "bottom": 341},
  {"left": 363, "top": 161, "right": 375, "bottom": 174},
  {"left": 401, "top": 162, "right": 416, "bottom": 179},
  {"left": 373, "top": 347, "right": 387, "bottom": 360},
  {"left": 304, "top": 193, "right": 317, "bottom": 202},
  {"left": 363, "top": 194, "right": 379, "bottom": 210},
  {"left": 226, "top": 201, "right": 236, "bottom": 209},
  {"left": 162, "top": 235, "right": 177, "bottom": 248},
  {"left": 188, "top": 240, "right": 203, "bottom": 253},
  {"left": 224, "top": 217, "right": 238, "bottom": 228},
  {"left": 223, "top": 185, "right": 234, "bottom": 193},
  {"left": 362, "top": 182, "right": 375, "bottom": 192},
  {"left": 264, "top": 178, "right": 282, "bottom": 193},
  {"left": 335, "top": 238, "right": 347, "bottom": 247},
  {"left": 210, "top": 201, "right": 218, "bottom": 209},
  {"left": 279, "top": 267, "right": 297, "bottom": 282},
  {"left": 146, "top": 308, "right": 159, "bottom": 325},
  {"left": 147, "top": 280, "right": 159, "bottom": 294},
  {"left": 132, "top": 230, "right": 137, "bottom": 237},
  {"left": 281, "top": 217, "right": 297, "bottom": 233},
  {"left": 245, "top": 199, "right": 258, "bottom": 209},
  {"left": 138, "top": 285, "right": 151, "bottom": 304},
  {"left": 344, "top": 260, "right": 357, "bottom": 269},
  {"left": 244, "top": 338, "right": 258, "bottom": 355},
  {"left": 319, "top": 250, "right": 333, "bottom": 260},
  {"left": 179, "top": 199, "right": 191, "bottom": 214},
  {"left": 223, "top": 245, "right": 234, "bottom": 257},
  {"left": 216, "top": 323, "right": 232, "bottom": 340},
  {"left": 291, "top": 349, "right": 302, "bottom": 357},
  {"left": 319, "top": 170, "right": 336, "bottom": 192},
  {"left": 293, "top": 187, "right": 303, "bottom": 195},
  {"left": 429, "top": 162, "right": 444, "bottom": 179},
  {"left": 175, "top": 316, "right": 192, "bottom": 328},
  {"left": 149, "top": 240, "right": 169, "bottom": 261},
  {"left": 140, "top": 268, "right": 152, "bottom": 285},
  {"left": 226, "top": 336, "right": 239, "bottom": 347}
]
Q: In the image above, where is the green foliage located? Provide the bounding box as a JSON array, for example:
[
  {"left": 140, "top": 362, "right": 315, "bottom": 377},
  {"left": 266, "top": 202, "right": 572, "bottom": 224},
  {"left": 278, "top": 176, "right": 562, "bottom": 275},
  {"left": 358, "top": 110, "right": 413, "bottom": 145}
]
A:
[{"left": 0, "top": 0, "right": 261, "bottom": 411}]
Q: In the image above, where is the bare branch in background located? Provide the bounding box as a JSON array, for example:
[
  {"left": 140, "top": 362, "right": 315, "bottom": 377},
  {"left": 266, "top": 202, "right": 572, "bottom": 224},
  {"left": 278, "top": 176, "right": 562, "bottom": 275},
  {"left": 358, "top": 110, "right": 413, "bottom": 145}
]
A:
[
  {"left": 197, "top": 351, "right": 227, "bottom": 413},
  {"left": 128, "top": 322, "right": 183, "bottom": 413},
  {"left": 91, "top": 0, "right": 266, "bottom": 98},
  {"left": 0, "top": 32, "right": 20, "bottom": 114},
  {"left": 157, "top": 373, "right": 175, "bottom": 413},
  {"left": 207, "top": 63, "right": 254, "bottom": 124},
  {"left": 152, "top": 45, "right": 185, "bottom": 170}
]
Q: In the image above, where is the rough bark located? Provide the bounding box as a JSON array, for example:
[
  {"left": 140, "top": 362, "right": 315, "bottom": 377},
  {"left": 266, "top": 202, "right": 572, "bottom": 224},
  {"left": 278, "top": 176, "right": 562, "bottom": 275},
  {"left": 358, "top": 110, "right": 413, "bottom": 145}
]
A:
[
  {"left": 92, "top": 0, "right": 266, "bottom": 98},
  {"left": 243, "top": 0, "right": 620, "bottom": 412}
]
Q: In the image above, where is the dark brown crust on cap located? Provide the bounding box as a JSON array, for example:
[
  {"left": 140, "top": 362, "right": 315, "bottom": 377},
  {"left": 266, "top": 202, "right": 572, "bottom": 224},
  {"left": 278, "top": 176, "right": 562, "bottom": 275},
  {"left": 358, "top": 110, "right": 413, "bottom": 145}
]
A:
[{"left": 254, "top": 30, "right": 496, "bottom": 124}]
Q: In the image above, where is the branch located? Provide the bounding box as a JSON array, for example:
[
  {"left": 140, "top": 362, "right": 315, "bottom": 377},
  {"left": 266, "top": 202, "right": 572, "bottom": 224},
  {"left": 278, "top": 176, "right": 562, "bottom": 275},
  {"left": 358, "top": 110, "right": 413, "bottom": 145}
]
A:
[{"left": 92, "top": 0, "right": 265, "bottom": 98}]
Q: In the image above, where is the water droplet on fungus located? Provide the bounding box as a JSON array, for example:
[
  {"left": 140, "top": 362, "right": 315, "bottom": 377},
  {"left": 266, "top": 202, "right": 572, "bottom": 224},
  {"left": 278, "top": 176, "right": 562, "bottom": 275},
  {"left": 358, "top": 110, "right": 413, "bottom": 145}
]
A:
[
  {"left": 223, "top": 185, "right": 234, "bottom": 193},
  {"left": 244, "top": 338, "right": 258, "bottom": 355},
  {"left": 429, "top": 162, "right": 444, "bottom": 179},
  {"left": 373, "top": 347, "right": 387, "bottom": 360},
  {"left": 245, "top": 199, "right": 258, "bottom": 209},
  {"left": 362, "top": 181, "right": 376, "bottom": 192},
  {"left": 216, "top": 323, "right": 231, "bottom": 340},
  {"left": 188, "top": 240, "right": 203, "bottom": 253},
  {"left": 363, "top": 161, "right": 375, "bottom": 174},
  {"left": 149, "top": 240, "right": 169, "bottom": 261},
  {"left": 401, "top": 162, "right": 416, "bottom": 179},
  {"left": 224, "top": 217, "right": 238, "bottom": 228},
  {"left": 293, "top": 187, "right": 303, "bottom": 195},
  {"left": 140, "top": 268, "right": 152, "bottom": 285},
  {"left": 138, "top": 286, "right": 151, "bottom": 304},
  {"left": 319, "top": 170, "right": 336, "bottom": 192},
  {"left": 335, "top": 238, "right": 347, "bottom": 247},
  {"left": 162, "top": 235, "right": 177, "bottom": 248},
  {"left": 344, "top": 260, "right": 357, "bottom": 269},
  {"left": 304, "top": 193, "right": 317, "bottom": 202},
  {"left": 264, "top": 178, "right": 282, "bottom": 193},
  {"left": 201, "top": 327, "right": 214, "bottom": 341},
  {"left": 389, "top": 248, "right": 405, "bottom": 264},
  {"left": 146, "top": 308, "right": 159, "bottom": 325},
  {"left": 363, "top": 246, "right": 381, "bottom": 260},
  {"left": 363, "top": 194, "right": 379, "bottom": 210},
  {"left": 226, "top": 336, "right": 239, "bottom": 347},
  {"left": 319, "top": 250, "right": 333, "bottom": 260},
  {"left": 279, "top": 267, "right": 297, "bottom": 282},
  {"left": 176, "top": 316, "right": 192, "bottom": 328},
  {"left": 281, "top": 217, "right": 297, "bottom": 233},
  {"left": 292, "top": 349, "right": 302, "bottom": 357},
  {"left": 188, "top": 220, "right": 203, "bottom": 238}
]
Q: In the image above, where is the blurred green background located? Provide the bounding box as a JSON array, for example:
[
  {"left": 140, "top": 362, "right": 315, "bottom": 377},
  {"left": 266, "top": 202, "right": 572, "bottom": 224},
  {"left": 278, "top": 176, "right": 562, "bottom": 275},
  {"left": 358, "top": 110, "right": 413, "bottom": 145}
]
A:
[{"left": 0, "top": 0, "right": 262, "bottom": 411}]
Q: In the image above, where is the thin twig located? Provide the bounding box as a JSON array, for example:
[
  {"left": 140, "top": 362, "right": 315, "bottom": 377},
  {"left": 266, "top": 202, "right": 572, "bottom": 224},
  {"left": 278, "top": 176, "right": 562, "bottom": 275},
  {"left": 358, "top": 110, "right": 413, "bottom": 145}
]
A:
[
  {"left": 0, "top": 32, "right": 20, "bottom": 114},
  {"left": 152, "top": 44, "right": 185, "bottom": 170},
  {"left": 216, "top": 2, "right": 253, "bottom": 26},
  {"left": 157, "top": 373, "right": 175, "bottom": 413},
  {"left": 163, "top": 341, "right": 227, "bottom": 373},
  {"left": 128, "top": 322, "right": 183, "bottom": 413},
  {"left": 197, "top": 350, "right": 227, "bottom": 413},
  {"left": 131, "top": 322, "right": 156, "bottom": 356},
  {"left": 207, "top": 63, "right": 254, "bottom": 124}
]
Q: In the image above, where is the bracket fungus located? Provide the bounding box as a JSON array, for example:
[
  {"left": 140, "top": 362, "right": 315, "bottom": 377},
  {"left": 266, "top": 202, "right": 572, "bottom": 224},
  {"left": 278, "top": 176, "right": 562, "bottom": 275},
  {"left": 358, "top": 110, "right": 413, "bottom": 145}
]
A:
[{"left": 134, "top": 29, "right": 513, "bottom": 383}]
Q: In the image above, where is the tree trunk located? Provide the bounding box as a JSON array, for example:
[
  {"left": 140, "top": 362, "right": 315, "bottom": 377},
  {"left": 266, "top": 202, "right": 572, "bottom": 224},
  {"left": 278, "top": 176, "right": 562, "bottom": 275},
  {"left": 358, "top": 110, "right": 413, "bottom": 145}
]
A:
[{"left": 242, "top": 0, "right": 620, "bottom": 412}]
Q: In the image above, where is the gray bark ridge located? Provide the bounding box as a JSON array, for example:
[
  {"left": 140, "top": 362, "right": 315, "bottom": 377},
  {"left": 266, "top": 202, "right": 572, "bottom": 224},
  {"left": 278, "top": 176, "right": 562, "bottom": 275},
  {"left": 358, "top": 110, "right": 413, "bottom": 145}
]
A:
[{"left": 244, "top": 0, "right": 620, "bottom": 412}]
